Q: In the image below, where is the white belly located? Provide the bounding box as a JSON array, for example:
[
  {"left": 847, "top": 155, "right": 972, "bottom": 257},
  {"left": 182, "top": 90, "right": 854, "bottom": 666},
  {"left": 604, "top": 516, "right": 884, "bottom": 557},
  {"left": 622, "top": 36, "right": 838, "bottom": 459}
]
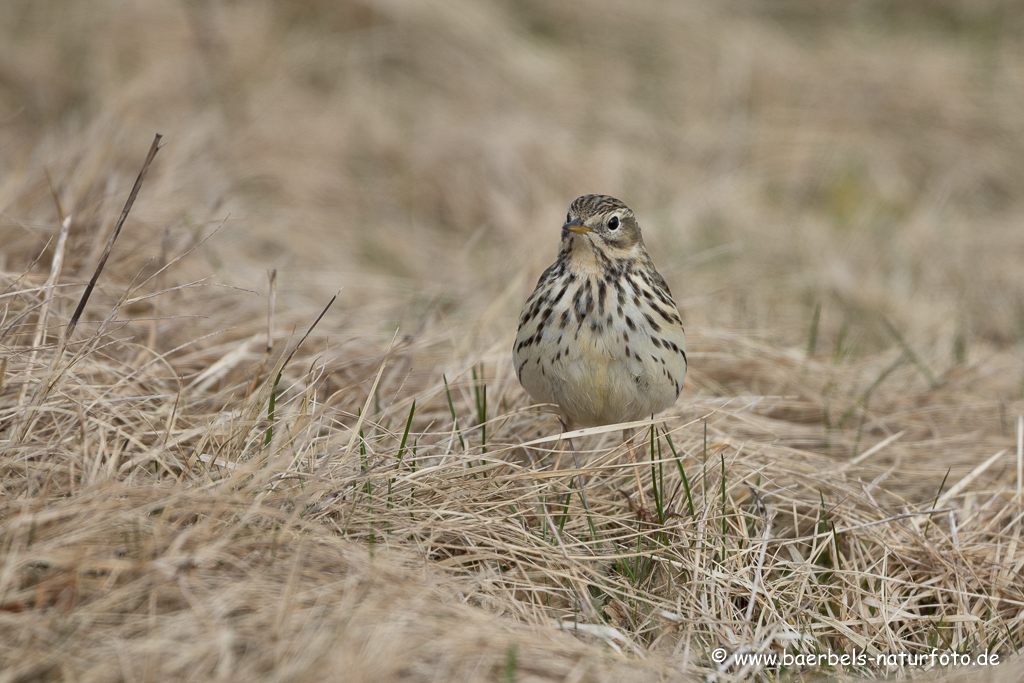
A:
[{"left": 514, "top": 287, "right": 686, "bottom": 428}]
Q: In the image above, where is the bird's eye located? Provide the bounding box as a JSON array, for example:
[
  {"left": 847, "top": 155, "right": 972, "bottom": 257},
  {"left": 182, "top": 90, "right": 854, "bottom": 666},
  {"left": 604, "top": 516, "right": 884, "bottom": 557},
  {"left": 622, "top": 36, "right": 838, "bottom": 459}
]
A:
[
  {"left": 566, "top": 212, "right": 572, "bottom": 223},
  {"left": 608, "top": 216, "right": 620, "bottom": 230}
]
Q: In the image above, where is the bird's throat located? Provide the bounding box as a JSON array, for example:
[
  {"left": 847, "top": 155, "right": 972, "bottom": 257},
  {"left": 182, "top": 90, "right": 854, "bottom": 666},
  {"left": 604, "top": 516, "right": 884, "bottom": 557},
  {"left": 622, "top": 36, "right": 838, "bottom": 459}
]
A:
[{"left": 562, "top": 235, "right": 608, "bottom": 277}]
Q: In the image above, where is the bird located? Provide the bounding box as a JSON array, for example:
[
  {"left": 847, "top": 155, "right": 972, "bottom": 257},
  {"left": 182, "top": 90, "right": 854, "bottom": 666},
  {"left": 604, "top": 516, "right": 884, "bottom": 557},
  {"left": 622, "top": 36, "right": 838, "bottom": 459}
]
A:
[{"left": 513, "top": 194, "right": 687, "bottom": 516}]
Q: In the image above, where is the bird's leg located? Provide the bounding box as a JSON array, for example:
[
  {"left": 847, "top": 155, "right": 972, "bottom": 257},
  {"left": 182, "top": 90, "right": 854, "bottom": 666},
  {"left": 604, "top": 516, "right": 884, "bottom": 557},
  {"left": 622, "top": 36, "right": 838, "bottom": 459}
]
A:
[
  {"left": 559, "top": 418, "right": 590, "bottom": 511},
  {"left": 553, "top": 430, "right": 565, "bottom": 471},
  {"left": 624, "top": 427, "right": 652, "bottom": 521}
]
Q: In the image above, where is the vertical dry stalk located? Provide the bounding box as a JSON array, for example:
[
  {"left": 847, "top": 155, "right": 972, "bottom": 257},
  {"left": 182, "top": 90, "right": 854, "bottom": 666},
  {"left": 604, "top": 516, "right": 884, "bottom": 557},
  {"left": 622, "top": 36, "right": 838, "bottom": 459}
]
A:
[
  {"left": 62, "top": 134, "right": 163, "bottom": 345},
  {"left": 13, "top": 134, "right": 163, "bottom": 443},
  {"left": 244, "top": 269, "right": 278, "bottom": 399},
  {"left": 17, "top": 209, "right": 71, "bottom": 407}
]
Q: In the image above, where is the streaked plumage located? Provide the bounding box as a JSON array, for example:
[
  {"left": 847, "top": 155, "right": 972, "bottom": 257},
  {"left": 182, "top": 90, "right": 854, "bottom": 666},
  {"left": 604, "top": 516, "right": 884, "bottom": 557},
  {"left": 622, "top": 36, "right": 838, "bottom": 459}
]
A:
[{"left": 514, "top": 195, "right": 687, "bottom": 429}]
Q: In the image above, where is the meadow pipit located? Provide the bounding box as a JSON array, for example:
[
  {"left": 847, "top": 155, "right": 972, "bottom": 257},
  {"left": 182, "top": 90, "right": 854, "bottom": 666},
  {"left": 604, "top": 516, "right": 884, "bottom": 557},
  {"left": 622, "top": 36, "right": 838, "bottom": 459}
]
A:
[{"left": 514, "top": 195, "right": 687, "bottom": 512}]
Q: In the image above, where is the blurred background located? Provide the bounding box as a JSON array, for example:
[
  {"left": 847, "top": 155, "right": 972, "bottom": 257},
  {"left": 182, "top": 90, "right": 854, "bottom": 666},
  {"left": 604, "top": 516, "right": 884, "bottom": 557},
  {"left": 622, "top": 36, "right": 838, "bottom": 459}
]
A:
[
  {"left": 4, "top": 3, "right": 1024, "bottom": 676},
  {"left": 2, "top": 0, "right": 1023, "bottom": 398}
]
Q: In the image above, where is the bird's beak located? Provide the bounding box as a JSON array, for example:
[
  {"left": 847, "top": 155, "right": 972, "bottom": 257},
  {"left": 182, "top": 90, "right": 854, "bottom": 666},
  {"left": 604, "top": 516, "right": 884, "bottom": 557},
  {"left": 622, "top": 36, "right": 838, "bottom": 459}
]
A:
[{"left": 562, "top": 218, "right": 591, "bottom": 234}]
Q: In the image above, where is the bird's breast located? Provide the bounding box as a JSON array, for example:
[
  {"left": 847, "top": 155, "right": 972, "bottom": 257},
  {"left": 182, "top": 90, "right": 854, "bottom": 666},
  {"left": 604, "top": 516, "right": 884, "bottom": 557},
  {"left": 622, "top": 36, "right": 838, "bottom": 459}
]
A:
[{"left": 514, "top": 272, "right": 686, "bottom": 427}]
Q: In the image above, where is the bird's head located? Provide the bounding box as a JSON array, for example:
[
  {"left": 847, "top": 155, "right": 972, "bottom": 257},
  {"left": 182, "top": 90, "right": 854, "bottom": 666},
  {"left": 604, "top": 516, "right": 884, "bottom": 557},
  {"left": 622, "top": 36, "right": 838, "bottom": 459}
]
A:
[{"left": 561, "top": 194, "right": 645, "bottom": 259}]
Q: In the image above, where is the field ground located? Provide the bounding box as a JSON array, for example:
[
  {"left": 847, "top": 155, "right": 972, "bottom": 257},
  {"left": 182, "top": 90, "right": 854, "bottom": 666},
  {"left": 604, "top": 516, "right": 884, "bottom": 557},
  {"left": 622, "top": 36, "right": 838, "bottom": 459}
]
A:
[{"left": 2, "top": 1, "right": 1024, "bottom": 680}]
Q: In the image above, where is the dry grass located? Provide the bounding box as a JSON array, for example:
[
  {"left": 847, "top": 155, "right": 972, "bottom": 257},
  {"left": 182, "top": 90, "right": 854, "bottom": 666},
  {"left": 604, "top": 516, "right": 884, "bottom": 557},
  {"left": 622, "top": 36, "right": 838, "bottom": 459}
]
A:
[{"left": 2, "top": 0, "right": 1024, "bottom": 680}]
